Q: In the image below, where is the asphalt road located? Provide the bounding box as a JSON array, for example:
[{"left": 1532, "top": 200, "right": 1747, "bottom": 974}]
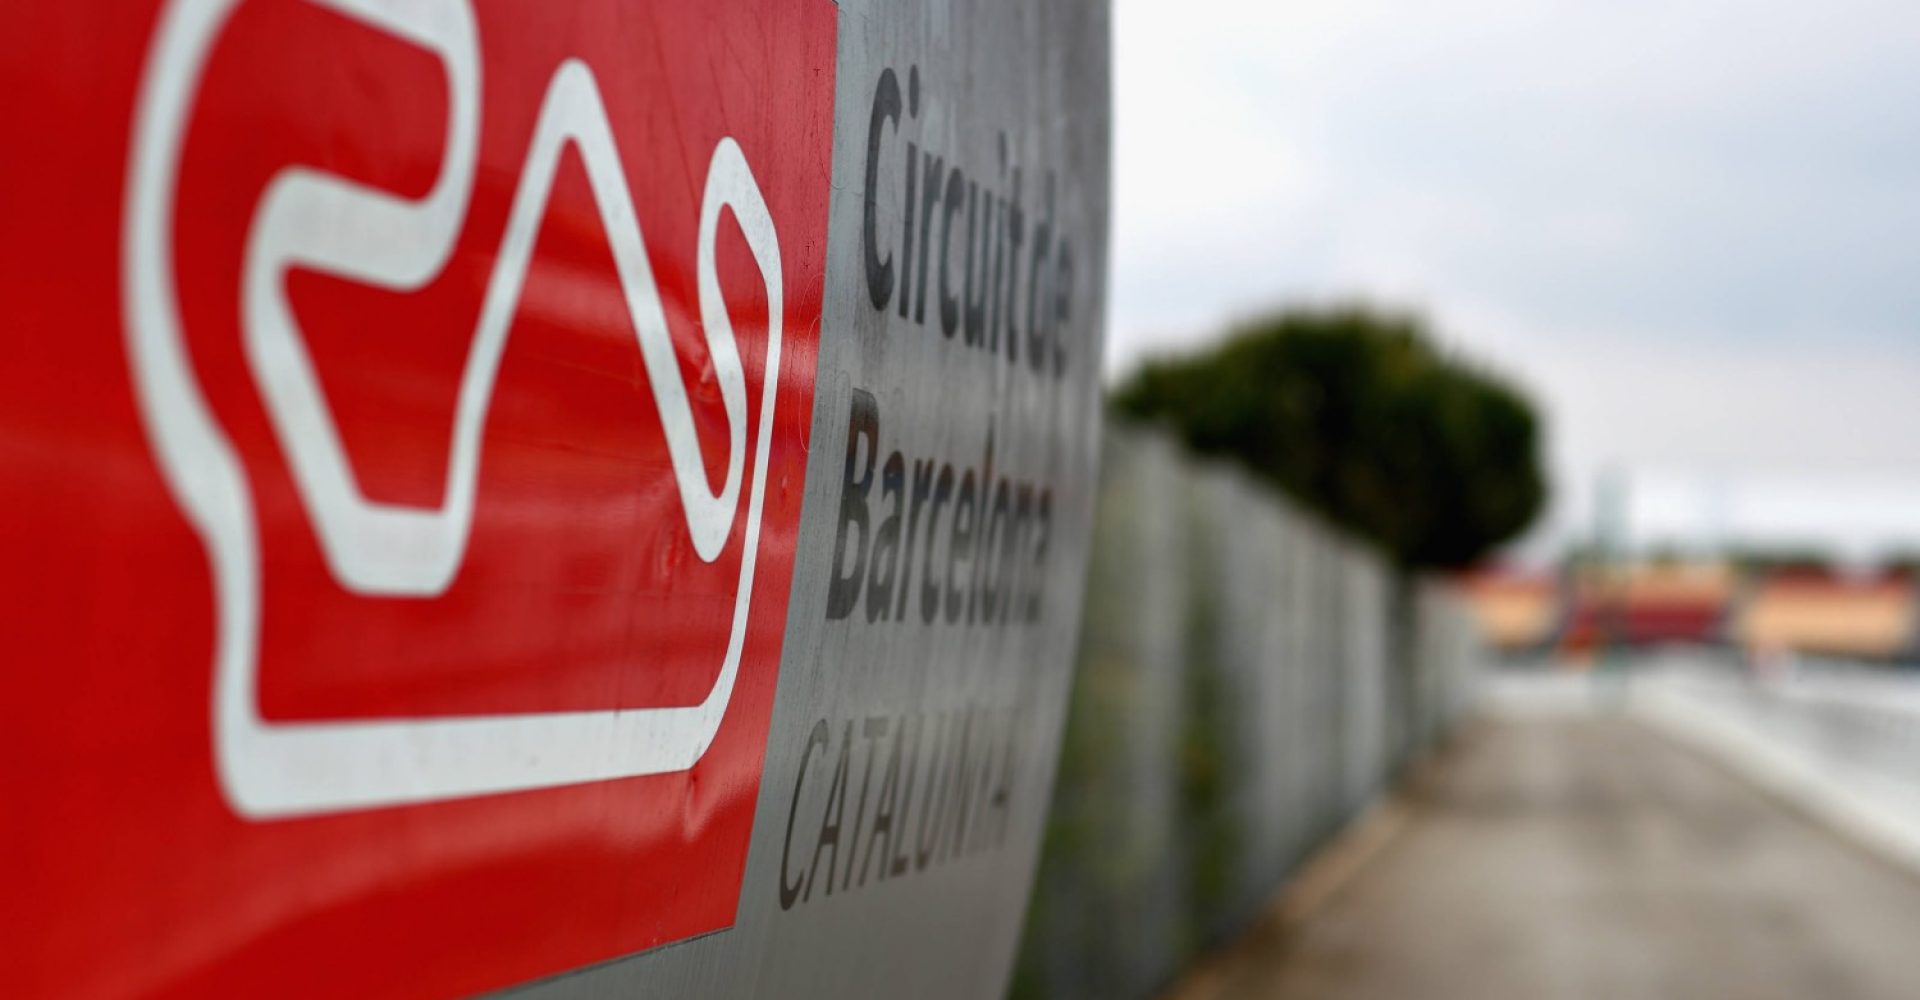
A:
[{"left": 1191, "top": 713, "right": 1920, "bottom": 1000}]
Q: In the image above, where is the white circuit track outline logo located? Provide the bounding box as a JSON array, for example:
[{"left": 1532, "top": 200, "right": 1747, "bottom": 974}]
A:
[{"left": 123, "top": 0, "right": 784, "bottom": 819}]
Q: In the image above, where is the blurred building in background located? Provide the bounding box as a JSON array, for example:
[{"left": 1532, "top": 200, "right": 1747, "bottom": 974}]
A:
[
  {"left": 1455, "top": 568, "right": 1560, "bottom": 653},
  {"left": 1457, "top": 561, "right": 1920, "bottom": 664},
  {"left": 1737, "top": 571, "right": 1918, "bottom": 662}
]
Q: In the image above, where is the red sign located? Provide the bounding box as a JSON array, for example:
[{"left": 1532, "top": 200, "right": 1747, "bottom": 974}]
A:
[{"left": 2, "top": 0, "right": 834, "bottom": 995}]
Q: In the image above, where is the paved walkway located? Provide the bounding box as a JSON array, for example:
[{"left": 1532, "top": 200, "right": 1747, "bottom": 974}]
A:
[{"left": 1192, "top": 714, "right": 1920, "bottom": 1000}]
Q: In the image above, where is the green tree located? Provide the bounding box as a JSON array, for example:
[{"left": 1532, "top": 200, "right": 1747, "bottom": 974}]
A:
[{"left": 1114, "top": 304, "right": 1546, "bottom": 568}]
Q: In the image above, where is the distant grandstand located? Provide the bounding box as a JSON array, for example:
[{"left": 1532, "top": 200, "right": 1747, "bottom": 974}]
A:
[{"left": 1457, "top": 562, "right": 1920, "bottom": 664}]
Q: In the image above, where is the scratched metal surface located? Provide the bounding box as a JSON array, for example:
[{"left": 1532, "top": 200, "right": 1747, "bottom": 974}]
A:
[{"left": 512, "top": 0, "right": 1111, "bottom": 994}]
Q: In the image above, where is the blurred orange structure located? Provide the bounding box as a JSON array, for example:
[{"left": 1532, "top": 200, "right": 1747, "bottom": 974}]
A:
[
  {"left": 1561, "top": 561, "right": 1734, "bottom": 652},
  {"left": 1455, "top": 569, "right": 1561, "bottom": 653},
  {"left": 1456, "top": 562, "right": 1920, "bottom": 663},
  {"left": 1734, "top": 572, "right": 1918, "bottom": 661}
]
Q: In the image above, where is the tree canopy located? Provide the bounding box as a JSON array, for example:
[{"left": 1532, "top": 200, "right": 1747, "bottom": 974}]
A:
[{"left": 1114, "top": 305, "right": 1546, "bottom": 569}]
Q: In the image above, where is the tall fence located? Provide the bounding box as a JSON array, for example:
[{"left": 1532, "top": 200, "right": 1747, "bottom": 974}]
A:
[{"left": 1012, "top": 423, "right": 1482, "bottom": 999}]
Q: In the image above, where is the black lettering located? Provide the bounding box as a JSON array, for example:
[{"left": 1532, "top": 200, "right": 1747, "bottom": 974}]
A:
[
  {"left": 804, "top": 721, "right": 854, "bottom": 902},
  {"left": 862, "top": 69, "right": 900, "bottom": 311},
  {"left": 863, "top": 715, "right": 908, "bottom": 885},
  {"left": 978, "top": 478, "right": 1012, "bottom": 624},
  {"left": 991, "top": 712, "right": 1019, "bottom": 848},
  {"left": 866, "top": 451, "right": 905, "bottom": 622},
  {"left": 938, "top": 165, "right": 966, "bottom": 337},
  {"left": 826, "top": 391, "right": 880, "bottom": 619},
  {"left": 842, "top": 716, "right": 889, "bottom": 891},
  {"left": 914, "top": 713, "right": 952, "bottom": 870},
  {"left": 921, "top": 466, "right": 954, "bottom": 624},
  {"left": 946, "top": 471, "right": 977, "bottom": 624},
  {"left": 898, "top": 460, "right": 936, "bottom": 621},
  {"left": 891, "top": 714, "right": 922, "bottom": 877},
  {"left": 1053, "top": 240, "right": 1073, "bottom": 377},
  {"left": 914, "top": 150, "right": 944, "bottom": 325},
  {"left": 1028, "top": 489, "right": 1052, "bottom": 622},
  {"left": 963, "top": 182, "right": 990, "bottom": 347},
  {"left": 779, "top": 720, "right": 831, "bottom": 910},
  {"left": 862, "top": 69, "right": 1080, "bottom": 379},
  {"left": 941, "top": 709, "right": 976, "bottom": 862},
  {"left": 998, "top": 485, "right": 1035, "bottom": 623},
  {"left": 1003, "top": 168, "right": 1025, "bottom": 361},
  {"left": 969, "top": 726, "right": 1000, "bottom": 856},
  {"left": 899, "top": 142, "right": 917, "bottom": 320},
  {"left": 1026, "top": 174, "right": 1054, "bottom": 374},
  {"left": 969, "top": 429, "right": 995, "bottom": 623}
]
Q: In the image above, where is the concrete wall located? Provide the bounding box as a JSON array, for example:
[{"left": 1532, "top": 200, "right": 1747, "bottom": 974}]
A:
[{"left": 1012, "top": 423, "right": 1483, "bottom": 1000}]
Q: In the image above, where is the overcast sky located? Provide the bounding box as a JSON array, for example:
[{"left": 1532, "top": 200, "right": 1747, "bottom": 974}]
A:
[{"left": 1109, "top": 0, "right": 1920, "bottom": 560}]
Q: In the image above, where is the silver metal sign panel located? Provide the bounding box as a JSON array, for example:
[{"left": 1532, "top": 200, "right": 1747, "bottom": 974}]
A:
[{"left": 518, "top": 0, "right": 1110, "bottom": 994}]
